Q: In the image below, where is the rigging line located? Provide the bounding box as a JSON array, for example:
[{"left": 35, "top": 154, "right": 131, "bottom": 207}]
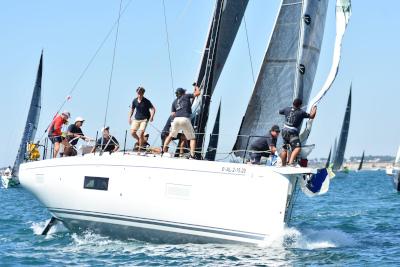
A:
[
  {"left": 243, "top": 14, "right": 255, "bottom": 84},
  {"left": 162, "top": 0, "right": 175, "bottom": 97},
  {"left": 38, "top": 0, "right": 134, "bottom": 141},
  {"left": 103, "top": 0, "right": 123, "bottom": 127}
]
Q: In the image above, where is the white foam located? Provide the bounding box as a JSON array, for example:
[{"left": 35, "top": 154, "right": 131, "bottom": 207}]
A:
[{"left": 277, "top": 227, "right": 356, "bottom": 250}]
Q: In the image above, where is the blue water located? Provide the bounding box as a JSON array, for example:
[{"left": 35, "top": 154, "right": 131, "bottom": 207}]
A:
[{"left": 1, "top": 171, "right": 399, "bottom": 266}]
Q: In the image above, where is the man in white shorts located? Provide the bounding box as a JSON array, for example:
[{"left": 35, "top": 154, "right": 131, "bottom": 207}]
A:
[
  {"left": 128, "top": 87, "right": 156, "bottom": 152},
  {"left": 162, "top": 86, "right": 200, "bottom": 158}
]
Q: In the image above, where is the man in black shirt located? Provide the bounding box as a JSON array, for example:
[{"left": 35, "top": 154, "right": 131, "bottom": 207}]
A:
[
  {"left": 128, "top": 87, "right": 156, "bottom": 152},
  {"left": 279, "top": 98, "right": 317, "bottom": 166},
  {"left": 162, "top": 85, "right": 200, "bottom": 158},
  {"left": 91, "top": 126, "right": 119, "bottom": 153},
  {"left": 249, "top": 125, "right": 280, "bottom": 165},
  {"left": 65, "top": 116, "right": 89, "bottom": 156}
]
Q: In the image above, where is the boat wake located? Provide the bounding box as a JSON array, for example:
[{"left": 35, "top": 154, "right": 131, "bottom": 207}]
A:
[{"left": 281, "top": 227, "right": 356, "bottom": 249}]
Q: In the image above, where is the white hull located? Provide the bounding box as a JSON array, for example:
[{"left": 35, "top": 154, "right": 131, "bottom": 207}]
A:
[{"left": 19, "top": 153, "right": 317, "bottom": 244}]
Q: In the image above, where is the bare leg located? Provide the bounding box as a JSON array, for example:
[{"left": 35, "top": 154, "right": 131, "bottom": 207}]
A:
[
  {"left": 189, "top": 139, "right": 196, "bottom": 157},
  {"left": 289, "top": 147, "right": 301, "bottom": 165},
  {"left": 131, "top": 130, "right": 139, "bottom": 149},
  {"left": 163, "top": 135, "right": 173, "bottom": 153},
  {"left": 138, "top": 131, "right": 144, "bottom": 152},
  {"left": 280, "top": 150, "right": 287, "bottom": 166},
  {"left": 53, "top": 142, "right": 60, "bottom": 158}
]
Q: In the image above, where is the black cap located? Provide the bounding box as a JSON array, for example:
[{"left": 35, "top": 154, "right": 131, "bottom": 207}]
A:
[
  {"left": 175, "top": 87, "right": 186, "bottom": 96},
  {"left": 271, "top": 125, "right": 280, "bottom": 132}
]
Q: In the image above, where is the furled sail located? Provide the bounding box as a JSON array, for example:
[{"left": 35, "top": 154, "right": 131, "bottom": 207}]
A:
[
  {"left": 205, "top": 101, "right": 221, "bottom": 161},
  {"left": 234, "top": 0, "right": 328, "bottom": 156},
  {"left": 358, "top": 150, "right": 364, "bottom": 171},
  {"left": 12, "top": 51, "right": 43, "bottom": 176},
  {"left": 192, "top": 0, "right": 248, "bottom": 156},
  {"left": 300, "top": 0, "right": 352, "bottom": 143},
  {"left": 332, "top": 86, "right": 351, "bottom": 171}
]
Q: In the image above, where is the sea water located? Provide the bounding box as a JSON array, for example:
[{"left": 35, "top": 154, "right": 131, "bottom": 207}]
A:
[{"left": 1, "top": 171, "right": 399, "bottom": 266}]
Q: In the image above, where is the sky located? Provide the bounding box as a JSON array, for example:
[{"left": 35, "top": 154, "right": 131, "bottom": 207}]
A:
[{"left": 1, "top": 0, "right": 399, "bottom": 167}]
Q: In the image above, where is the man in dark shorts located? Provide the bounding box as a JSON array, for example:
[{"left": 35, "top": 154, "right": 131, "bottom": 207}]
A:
[
  {"left": 91, "top": 126, "right": 119, "bottom": 153},
  {"left": 65, "top": 116, "right": 89, "bottom": 156},
  {"left": 48, "top": 110, "right": 70, "bottom": 158},
  {"left": 279, "top": 98, "right": 317, "bottom": 166},
  {"left": 128, "top": 87, "right": 156, "bottom": 152},
  {"left": 249, "top": 125, "right": 280, "bottom": 165},
  {"left": 162, "top": 85, "right": 200, "bottom": 158}
]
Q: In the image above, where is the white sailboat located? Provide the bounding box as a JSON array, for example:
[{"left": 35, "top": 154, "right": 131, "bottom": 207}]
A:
[{"left": 19, "top": 0, "right": 349, "bottom": 244}]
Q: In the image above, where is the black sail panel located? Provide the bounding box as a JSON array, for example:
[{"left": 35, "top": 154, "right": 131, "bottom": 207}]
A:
[
  {"left": 12, "top": 51, "right": 43, "bottom": 176},
  {"left": 192, "top": 0, "right": 248, "bottom": 156},
  {"left": 333, "top": 86, "right": 352, "bottom": 171},
  {"left": 205, "top": 101, "right": 221, "bottom": 161}
]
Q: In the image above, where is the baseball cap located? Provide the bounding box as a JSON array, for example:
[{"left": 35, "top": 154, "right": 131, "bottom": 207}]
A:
[
  {"left": 75, "top": 116, "right": 85, "bottom": 123},
  {"left": 175, "top": 87, "right": 186, "bottom": 95},
  {"left": 62, "top": 111, "right": 71, "bottom": 118},
  {"left": 271, "top": 125, "right": 280, "bottom": 132}
]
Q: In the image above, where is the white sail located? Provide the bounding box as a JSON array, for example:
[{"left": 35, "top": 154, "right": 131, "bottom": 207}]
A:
[
  {"left": 300, "top": 0, "right": 351, "bottom": 143},
  {"left": 395, "top": 146, "right": 400, "bottom": 165}
]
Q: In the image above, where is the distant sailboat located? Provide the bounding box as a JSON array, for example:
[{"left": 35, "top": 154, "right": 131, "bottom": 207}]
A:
[
  {"left": 332, "top": 86, "right": 352, "bottom": 171},
  {"left": 1, "top": 51, "right": 43, "bottom": 188},
  {"left": 325, "top": 147, "right": 332, "bottom": 168},
  {"left": 357, "top": 151, "right": 365, "bottom": 171}
]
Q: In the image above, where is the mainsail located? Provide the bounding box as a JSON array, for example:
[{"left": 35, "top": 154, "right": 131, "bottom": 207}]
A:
[
  {"left": 395, "top": 146, "right": 400, "bottom": 166},
  {"left": 12, "top": 51, "right": 43, "bottom": 176},
  {"left": 332, "top": 86, "right": 351, "bottom": 171},
  {"left": 192, "top": 0, "right": 248, "bottom": 156},
  {"left": 300, "top": 0, "right": 352, "bottom": 143},
  {"left": 205, "top": 101, "right": 221, "bottom": 161},
  {"left": 234, "top": 0, "right": 328, "bottom": 156},
  {"left": 358, "top": 150, "right": 365, "bottom": 171}
]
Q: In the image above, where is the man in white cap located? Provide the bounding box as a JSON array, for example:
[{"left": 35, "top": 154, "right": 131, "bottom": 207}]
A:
[
  {"left": 48, "top": 110, "right": 70, "bottom": 158},
  {"left": 65, "top": 116, "right": 89, "bottom": 156}
]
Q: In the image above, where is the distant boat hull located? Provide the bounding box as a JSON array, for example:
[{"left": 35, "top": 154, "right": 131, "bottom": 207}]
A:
[
  {"left": 19, "top": 153, "right": 320, "bottom": 245},
  {"left": 1, "top": 169, "right": 19, "bottom": 188}
]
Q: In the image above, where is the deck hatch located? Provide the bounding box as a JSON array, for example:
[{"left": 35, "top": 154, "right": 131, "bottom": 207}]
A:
[{"left": 84, "top": 176, "right": 109, "bottom": 191}]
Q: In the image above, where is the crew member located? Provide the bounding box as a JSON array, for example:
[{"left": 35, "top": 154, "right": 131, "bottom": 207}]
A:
[
  {"left": 279, "top": 98, "right": 317, "bottom": 166},
  {"left": 64, "top": 116, "right": 89, "bottom": 156},
  {"left": 48, "top": 111, "right": 70, "bottom": 158},
  {"left": 162, "top": 85, "right": 200, "bottom": 158},
  {"left": 128, "top": 86, "right": 156, "bottom": 152},
  {"left": 249, "top": 125, "right": 280, "bottom": 165},
  {"left": 91, "top": 126, "right": 119, "bottom": 153}
]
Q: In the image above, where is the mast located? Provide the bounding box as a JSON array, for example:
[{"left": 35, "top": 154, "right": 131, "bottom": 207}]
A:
[
  {"left": 332, "top": 86, "right": 352, "bottom": 171},
  {"left": 205, "top": 101, "right": 221, "bottom": 161},
  {"left": 358, "top": 151, "right": 364, "bottom": 171},
  {"left": 192, "top": 0, "right": 248, "bottom": 158},
  {"left": 234, "top": 0, "right": 329, "bottom": 156},
  {"left": 12, "top": 51, "right": 43, "bottom": 176}
]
